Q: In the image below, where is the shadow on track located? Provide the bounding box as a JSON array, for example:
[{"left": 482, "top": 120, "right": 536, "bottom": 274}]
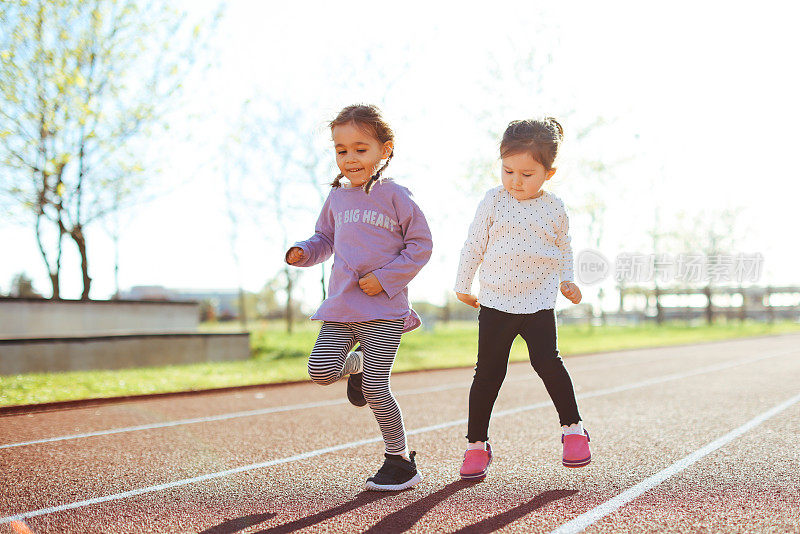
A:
[
  {"left": 199, "top": 487, "right": 577, "bottom": 533},
  {"left": 253, "top": 491, "right": 393, "bottom": 533},
  {"left": 452, "top": 489, "right": 579, "bottom": 533},
  {"left": 362, "top": 480, "right": 476, "bottom": 533},
  {"left": 198, "top": 512, "right": 277, "bottom": 533}
]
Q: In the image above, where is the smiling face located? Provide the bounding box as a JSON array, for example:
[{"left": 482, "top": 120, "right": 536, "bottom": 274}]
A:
[
  {"left": 332, "top": 121, "right": 393, "bottom": 187},
  {"left": 500, "top": 151, "right": 556, "bottom": 201}
]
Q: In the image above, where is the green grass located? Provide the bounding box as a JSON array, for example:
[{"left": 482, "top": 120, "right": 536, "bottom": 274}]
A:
[{"left": 2, "top": 319, "right": 799, "bottom": 407}]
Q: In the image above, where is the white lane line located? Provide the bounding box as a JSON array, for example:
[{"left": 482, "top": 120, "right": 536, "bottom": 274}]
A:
[
  {"left": 3, "top": 347, "right": 795, "bottom": 450},
  {"left": 0, "top": 378, "right": 522, "bottom": 450},
  {"left": 0, "top": 400, "right": 348, "bottom": 450},
  {"left": 1, "top": 349, "right": 795, "bottom": 525},
  {"left": 0, "top": 435, "right": 386, "bottom": 525},
  {"left": 550, "top": 391, "right": 800, "bottom": 534}
]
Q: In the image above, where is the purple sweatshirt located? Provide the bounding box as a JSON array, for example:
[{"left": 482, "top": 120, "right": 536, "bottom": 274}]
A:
[{"left": 289, "top": 179, "right": 433, "bottom": 332}]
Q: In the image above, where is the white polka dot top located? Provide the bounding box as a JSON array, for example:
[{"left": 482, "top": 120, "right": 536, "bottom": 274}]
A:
[{"left": 454, "top": 186, "right": 575, "bottom": 314}]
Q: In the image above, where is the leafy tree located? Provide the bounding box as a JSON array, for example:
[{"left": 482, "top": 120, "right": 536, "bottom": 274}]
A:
[{"left": 0, "top": 0, "right": 218, "bottom": 299}]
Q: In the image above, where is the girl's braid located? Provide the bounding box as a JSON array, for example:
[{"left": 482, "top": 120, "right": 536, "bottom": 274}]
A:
[{"left": 364, "top": 152, "right": 393, "bottom": 194}]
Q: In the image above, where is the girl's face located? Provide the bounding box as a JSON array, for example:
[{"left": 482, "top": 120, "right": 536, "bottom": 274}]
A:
[
  {"left": 332, "top": 122, "right": 393, "bottom": 187},
  {"left": 501, "top": 151, "right": 555, "bottom": 201}
]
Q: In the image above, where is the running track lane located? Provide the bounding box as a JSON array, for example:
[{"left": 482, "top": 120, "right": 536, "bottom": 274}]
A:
[{"left": 1, "top": 332, "right": 800, "bottom": 532}]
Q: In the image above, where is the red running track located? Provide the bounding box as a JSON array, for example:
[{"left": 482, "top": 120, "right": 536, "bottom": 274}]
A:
[{"left": 1, "top": 333, "right": 799, "bottom": 533}]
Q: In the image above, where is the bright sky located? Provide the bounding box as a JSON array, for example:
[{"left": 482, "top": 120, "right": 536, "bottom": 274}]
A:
[{"left": 2, "top": 0, "right": 799, "bottom": 311}]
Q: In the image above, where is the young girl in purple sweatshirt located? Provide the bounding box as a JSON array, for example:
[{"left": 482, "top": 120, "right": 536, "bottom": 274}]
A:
[{"left": 286, "top": 104, "right": 432, "bottom": 491}]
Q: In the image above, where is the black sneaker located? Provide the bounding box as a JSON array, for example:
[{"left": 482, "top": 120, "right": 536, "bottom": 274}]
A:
[
  {"left": 347, "top": 372, "right": 367, "bottom": 407},
  {"left": 364, "top": 451, "right": 422, "bottom": 491},
  {"left": 346, "top": 346, "right": 367, "bottom": 407}
]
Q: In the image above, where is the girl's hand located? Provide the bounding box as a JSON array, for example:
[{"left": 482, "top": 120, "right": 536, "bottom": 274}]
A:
[
  {"left": 286, "top": 247, "right": 305, "bottom": 265},
  {"left": 358, "top": 273, "right": 384, "bottom": 296},
  {"left": 560, "top": 281, "right": 582, "bottom": 304},
  {"left": 456, "top": 292, "right": 480, "bottom": 309}
]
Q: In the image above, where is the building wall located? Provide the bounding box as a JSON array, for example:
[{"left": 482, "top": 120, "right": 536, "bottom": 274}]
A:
[
  {"left": 0, "top": 298, "right": 199, "bottom": 338},
  {"left": 0, "top": 333, "right": 250, "bottom": 374}
]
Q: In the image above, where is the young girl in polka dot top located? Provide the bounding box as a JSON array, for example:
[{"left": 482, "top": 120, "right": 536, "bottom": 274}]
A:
[{"left": 454, "top": 117, "right": 590, "bottom": 480}]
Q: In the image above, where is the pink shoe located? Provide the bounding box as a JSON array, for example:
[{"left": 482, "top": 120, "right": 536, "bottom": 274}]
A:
[
  {"left": 460, "top": 443, "right": 493, "bottom": 480},
  {"left": 562, "top": 430, "right": 591, "bottom": 467}
]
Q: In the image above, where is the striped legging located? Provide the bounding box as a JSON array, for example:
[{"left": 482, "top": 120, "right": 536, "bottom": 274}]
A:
[{"left": 307, "top": 318, "right": 407, "bottom": 455}]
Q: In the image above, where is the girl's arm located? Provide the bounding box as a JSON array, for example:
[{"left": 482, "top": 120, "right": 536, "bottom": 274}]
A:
[
  {"left": 555, "top": 203, "right": 575, "bottom": 283},
  {"left": 454, "top": 189, "right": 495, "bottom": 295},
  {"left": 555, "top": 202, "right": 582, "bottom": 303},
  {"left": 286, "top": 193, "right": 335, "bottom": 267},
  {"left": 370, "top": 190, "right": 433, "bottom": 299}
]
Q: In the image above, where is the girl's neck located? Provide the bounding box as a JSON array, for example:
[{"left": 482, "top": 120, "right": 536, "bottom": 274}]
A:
[
  {"left": 512, "top": 189, "right": 546, "bottom": 201},
  {"left": 342, "top": 176, "right": 389, "bottom": 189},
  {"left": 342, "top": 178, "right": 366, "bottom": 188}
]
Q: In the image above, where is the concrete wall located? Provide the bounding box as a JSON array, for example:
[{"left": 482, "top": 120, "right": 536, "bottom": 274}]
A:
[
  {"left": 0, "top": 298, "right": 199, "bottom": 338},
  {"left": 0, "top": 333, "right": 251, "bottom": 374}
]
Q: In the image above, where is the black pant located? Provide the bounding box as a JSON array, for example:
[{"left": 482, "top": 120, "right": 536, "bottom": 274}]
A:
[{"left": 466, "top": 306, "right": 582, "bottom": 442}]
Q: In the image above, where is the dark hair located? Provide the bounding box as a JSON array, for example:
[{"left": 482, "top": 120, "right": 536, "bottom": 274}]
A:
[
  {"left": 329, "top": 104, "right": 394, "bottom": 194},
  {"left": 500, "top": 117, "right": 564, "bottom": 170}
]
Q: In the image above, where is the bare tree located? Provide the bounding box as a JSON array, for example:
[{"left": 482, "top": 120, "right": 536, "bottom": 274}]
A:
[
  {"left": 221, "top": 128, "right": 253, "bottom": 329},
  {"left": 677, "top": 208, "right": 744, "bottom": 324},
  {"left": 641, "top": 166, "right": 679, "bottom": 325},
  {"left": 221, "top": 101, "right": 312, "bottom": 333},
  {"left": 288, "top": 108, "right": 336, "bottom": 302},
  {"left": 258, "top": 105, "right": 320, "bottom": 334},
  {"left": 647, "top": 206, "right": 676, "bottom": 324},
  {"left": 104, "top": 180, "right": 125, "bottom": 299},
  {"left": 574, "top": 188, "right": 607, "bottom": 323}
]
